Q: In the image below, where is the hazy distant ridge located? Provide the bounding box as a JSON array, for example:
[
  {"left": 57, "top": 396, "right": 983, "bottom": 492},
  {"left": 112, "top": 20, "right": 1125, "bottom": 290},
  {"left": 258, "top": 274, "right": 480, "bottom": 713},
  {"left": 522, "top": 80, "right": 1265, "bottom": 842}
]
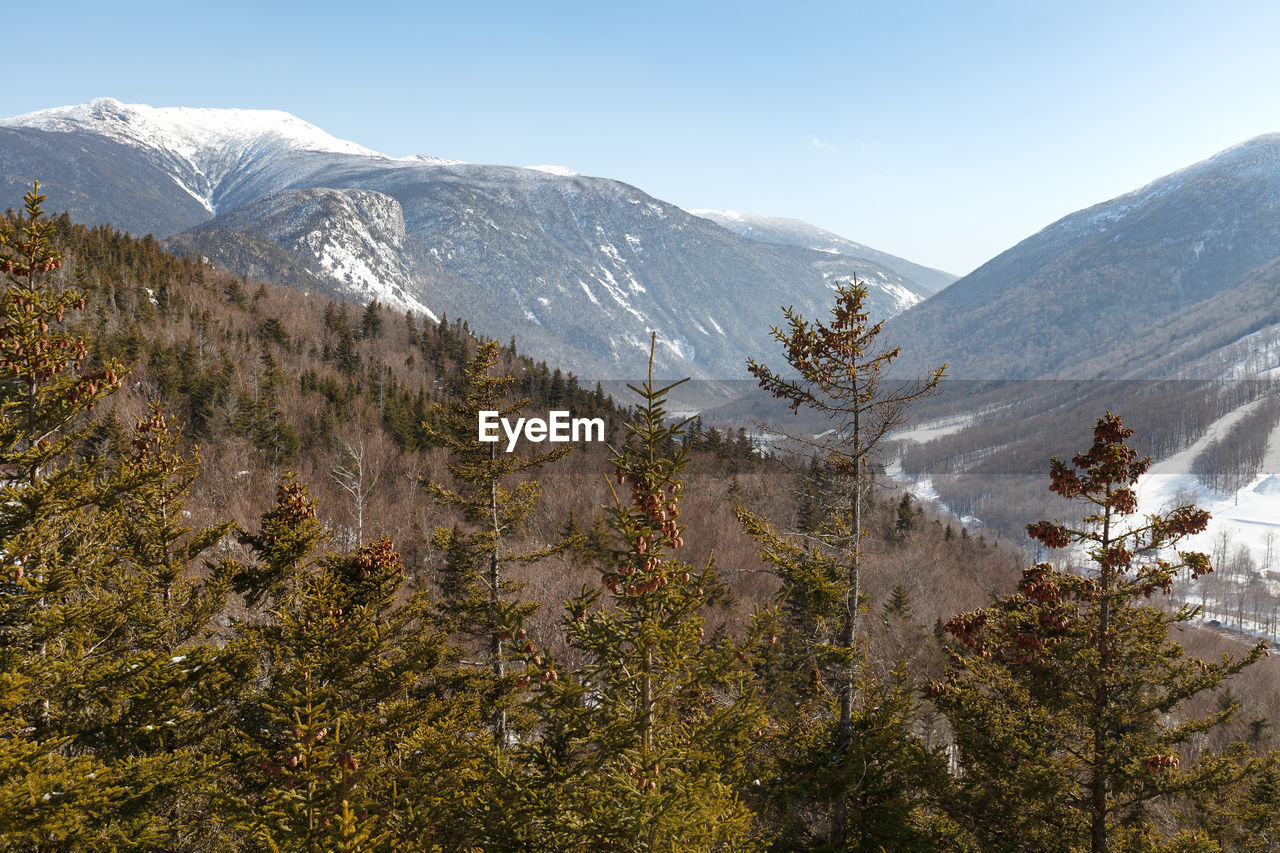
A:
[{"left": 690, "top": 209, "right": 958, "bottom": 295}]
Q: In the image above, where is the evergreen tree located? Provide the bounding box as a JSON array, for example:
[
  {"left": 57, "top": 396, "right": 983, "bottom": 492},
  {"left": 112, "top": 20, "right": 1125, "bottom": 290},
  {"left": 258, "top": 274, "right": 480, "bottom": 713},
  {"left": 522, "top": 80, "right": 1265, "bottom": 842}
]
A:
[
  {"left": 1234, "top": 765, "right": 1280, "bottom": 851},
  {"left": 0, "top": 185, "right": 236, "bottom": 847},
  {"left": 333, "top": 326, "right": 360, "bottom": 376},
  {"left": 225, "top": 481, "right": 477, "bottom": 851},
  {"left": 242, "top": 350, "right": 300, "bottom": 467},
  {"left": 745, "top": 277, "right": 944, "bottom": 846},
  {"left": 930, "top": 413, "right": 1268, "bottom": 852},
  {"left": 895, "top": 492, "right": 917, "bottom": 539},
  {"left": 520, "top": 339, "right": 765, "bottom": 851},
  {"left": 795, "top": 455, "right": 827, "bottom": 535},
  {"left": 225, "top": 278, "right": 248, "bottom": 307},
  {"left": 422, "top": 340, "right": 570, "bottom": 747},
  {"left": 885, "top": 580, "right": 913, "bottom": 621},
  {"left": 359, "top": 299, "right": 382, "bottom": 340},
  {"left": 582, "top": 513, "right": 613, "bottom": 562},
  {"left": 737, "top": 511, "right": 949, "bottom": 850}
]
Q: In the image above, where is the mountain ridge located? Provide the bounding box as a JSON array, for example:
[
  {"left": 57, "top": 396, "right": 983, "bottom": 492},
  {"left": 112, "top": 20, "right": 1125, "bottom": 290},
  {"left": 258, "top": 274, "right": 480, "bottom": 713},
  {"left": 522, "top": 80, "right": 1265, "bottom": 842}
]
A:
[
  {"left": 885, "top": 132, "right": 1280, "bottom": 381},
  {"left": 0, "top": 98, "right": 938, "bottom": 378},
  {"left": 689, "top": 208, "right": 958, "bottom": 295}
]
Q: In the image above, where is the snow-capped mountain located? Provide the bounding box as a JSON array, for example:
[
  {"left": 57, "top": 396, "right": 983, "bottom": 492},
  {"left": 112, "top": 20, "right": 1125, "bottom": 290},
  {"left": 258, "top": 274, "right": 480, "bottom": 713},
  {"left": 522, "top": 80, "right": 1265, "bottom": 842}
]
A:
[
  {"left": 1, "top": 98, "right": 383, "bottom": 166},
  {"left": 169, "top": 187, "right": 437, "bottom": 318},
  {"left": 168, "top": 165, "right": 926, "bottom": 377},
  {"left": 0, "top": 98, "right": 940, "bottom": 378},
  {"left": 886, "top": 133, "right": 1280, "bottom": 380},
  {"left": 689, "top": 209, "right": 958, "bottom": 295},
  {"left": 0, "top": 98, "right": 385, "bottom": 216}
]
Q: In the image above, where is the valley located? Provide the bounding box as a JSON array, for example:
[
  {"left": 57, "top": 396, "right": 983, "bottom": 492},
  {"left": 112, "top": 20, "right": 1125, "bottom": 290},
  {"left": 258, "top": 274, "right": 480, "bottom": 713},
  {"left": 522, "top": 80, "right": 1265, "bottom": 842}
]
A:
[{"left": 4, "top": 95, "right": 1280, "bottom": 849}]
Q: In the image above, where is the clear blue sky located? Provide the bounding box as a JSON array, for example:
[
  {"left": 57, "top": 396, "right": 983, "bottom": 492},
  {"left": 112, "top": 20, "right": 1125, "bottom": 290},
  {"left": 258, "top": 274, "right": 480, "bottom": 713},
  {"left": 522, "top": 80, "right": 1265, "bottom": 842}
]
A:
[{"left": 5, "top": 0, "right": 1279, "bottom": 275}]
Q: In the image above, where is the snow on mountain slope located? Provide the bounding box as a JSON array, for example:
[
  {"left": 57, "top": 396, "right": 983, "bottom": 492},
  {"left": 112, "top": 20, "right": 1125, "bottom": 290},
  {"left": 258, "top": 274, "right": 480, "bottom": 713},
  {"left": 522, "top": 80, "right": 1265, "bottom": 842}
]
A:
[
  {"left": 174, "top": 187, "right": 435, "bottom": 318},
  {"left": 0, "top": 98, "right": 385, "bottom": 214},
  {"left": 0, "top": 98, "right": 957, "bottom": 378},
  {"left": 288, "top": 190, "right": 434, "bottom": 319},
  {"left": 689, "top": 208, "right": 957, "bottom": 296},
  {"left": 0, "top": 98, "right": 384, "bottom": 161},
  {"left": 527, "top": 164, "right": 578, "bottom": 176},
  {"left": 398, "top": 154, "right": 467, "bottom": 165}
]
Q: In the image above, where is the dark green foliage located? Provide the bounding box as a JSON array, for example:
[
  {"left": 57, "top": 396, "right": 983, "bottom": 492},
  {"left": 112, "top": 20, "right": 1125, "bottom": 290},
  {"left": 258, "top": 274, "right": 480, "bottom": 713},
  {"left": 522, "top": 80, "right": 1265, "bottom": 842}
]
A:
[
  {"left": 895, "top": 493, "right": 916, "bottom": 538},
  {"left": 422, "top": 340, "right": 570, "bottom": 747},
  {"left": 518, "top": 341, "right": 766, "bottom": 851},
  {"left": 359, "top": 299, "right": 383, "bottom": 340},
  {"left": 745, "top": 278, "right": 945, "bottom": 847},
  {"left": 737, "top": 511, "right": 950, "bottom": 850},
  {"left": 931, "top": 413, "right": 1269, "bottom": 852},
  {"left": 224, "top": 482, "right": 478, "bottom": 851},
  {"left": 0, "top": 185, "right": 238, "bottom": 848},
  {"left": 885, "top": 581, "right": 913, "bottom": 620}
]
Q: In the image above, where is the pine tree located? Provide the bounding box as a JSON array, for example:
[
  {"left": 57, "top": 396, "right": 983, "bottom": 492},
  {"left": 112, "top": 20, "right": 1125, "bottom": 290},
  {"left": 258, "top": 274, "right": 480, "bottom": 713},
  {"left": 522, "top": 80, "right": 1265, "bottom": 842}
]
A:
[
  {"left": 422, "top": 340, "right": 570, "bottom": 747},
  {"left": 225, "top": 481, "right": 476, "bottom": 851},
  {"left": 885, "top": 580, "right": 913, "bottom": 621},
  {"left": 745, "top": 277, "right": 944, "bottom": 846},
  {"left": 519, "top": 338, "right": 765, "bottom": 851},
  {"left": 795, "top": 455, "right": 828, "bottom": 535},
  {"left": 895, "top": 492, "right": 917, "bottom": 539},
  {"left": 359, "top": 299, "right": 382, "bottom": 340},
  {"left": 0, "top": 184, "right": 237, "bottom": 847},
  {"left": 1234, "top": 765, "right": 1280, "bottom": 851},
  {"left": 736, "top": 510, "right": 949, "bottom": 849},
  {"left": 99, "top": 407, "right": 248, "bottom": 847},
  {"left": 929, "top": 413, "right": 1268, "bottom": 852},
  {"left": 245, "top": 350, "right": 300, "bottom": 467}
]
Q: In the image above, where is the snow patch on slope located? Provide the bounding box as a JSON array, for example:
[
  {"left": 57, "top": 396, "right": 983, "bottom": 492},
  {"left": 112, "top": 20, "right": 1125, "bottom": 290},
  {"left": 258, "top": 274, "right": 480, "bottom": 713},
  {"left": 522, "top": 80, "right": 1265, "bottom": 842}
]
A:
[
  {"left": 0, "top": 98, "right": 386, "bottom": 213},
  {"left": 288, "top": 189, "right": 434, "bottom": 320},
  {"left": 1, "top": 97, "right": 383, "bottom": 158},
  {"left": 398, "top": 153, "right": 466, "bottom": 165},
  {"left": 882, "top": 281, "right": 924, "bottom": 312},
  {"left": 689, "top": 208, "right": 744, "bottom": 222},
  {"left": 527, "top": 164, "right": 578, "bottom": 177},
  {"left": 1136, "top": 401, "right": 1280, "bottom": 628}
]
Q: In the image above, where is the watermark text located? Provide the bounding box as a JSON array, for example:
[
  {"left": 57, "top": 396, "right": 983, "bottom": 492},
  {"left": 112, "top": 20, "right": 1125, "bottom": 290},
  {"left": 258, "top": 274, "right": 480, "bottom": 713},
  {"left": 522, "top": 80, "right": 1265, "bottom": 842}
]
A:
[{"left": 479, "top": 410, "right": 605, "bottom": 452}]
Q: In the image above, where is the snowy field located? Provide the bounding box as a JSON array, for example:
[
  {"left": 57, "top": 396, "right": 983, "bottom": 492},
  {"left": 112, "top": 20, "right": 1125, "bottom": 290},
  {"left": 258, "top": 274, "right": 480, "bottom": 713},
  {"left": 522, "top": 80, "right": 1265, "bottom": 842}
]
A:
[
  {"left": 891, "top": 402, "right": 1280, "bottom": 639},
  {"left": 892, "top": 413, "right": 980, "bottom": 445},
  {"left": 1136, "top": 398, "right": 1280, "bottom": 574}
]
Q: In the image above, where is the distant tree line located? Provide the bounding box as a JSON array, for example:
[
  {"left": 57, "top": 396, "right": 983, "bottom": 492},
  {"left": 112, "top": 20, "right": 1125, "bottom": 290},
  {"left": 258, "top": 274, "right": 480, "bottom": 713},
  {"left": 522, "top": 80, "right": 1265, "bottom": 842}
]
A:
[{"left": 1194, "top": 393, "right": 1280, "bottom": 494}]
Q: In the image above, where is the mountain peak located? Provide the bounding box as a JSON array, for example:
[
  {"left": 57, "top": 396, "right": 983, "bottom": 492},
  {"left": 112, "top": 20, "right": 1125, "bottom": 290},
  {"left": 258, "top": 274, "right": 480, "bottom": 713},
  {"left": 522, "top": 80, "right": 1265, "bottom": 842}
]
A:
[
  {"left": 0, "top": 98, "right": 385, "bottom": 161},
  {"left": 0, "top": 98, "right": 389, "bottom": 215}
]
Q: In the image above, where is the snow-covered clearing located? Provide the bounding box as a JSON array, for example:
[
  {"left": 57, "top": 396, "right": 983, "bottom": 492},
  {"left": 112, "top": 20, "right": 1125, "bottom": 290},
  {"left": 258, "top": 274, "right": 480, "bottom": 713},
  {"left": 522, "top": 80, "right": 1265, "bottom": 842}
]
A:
[
  {"left": 891, "top": 413, "right": 979, "bottom": 445},
  {"left": 1136, "top": 398, "right": 1280, "bottom": 573},
  {"left": 889, "top": 400, "right": 1280, "bottom": 638}
]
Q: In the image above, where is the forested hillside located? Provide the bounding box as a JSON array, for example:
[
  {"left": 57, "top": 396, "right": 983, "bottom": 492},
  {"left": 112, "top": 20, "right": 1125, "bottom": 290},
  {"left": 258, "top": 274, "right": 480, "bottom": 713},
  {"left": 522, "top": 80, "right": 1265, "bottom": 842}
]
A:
[{"left": 3, "top": 187, "right": 1279, "bottom": 851}]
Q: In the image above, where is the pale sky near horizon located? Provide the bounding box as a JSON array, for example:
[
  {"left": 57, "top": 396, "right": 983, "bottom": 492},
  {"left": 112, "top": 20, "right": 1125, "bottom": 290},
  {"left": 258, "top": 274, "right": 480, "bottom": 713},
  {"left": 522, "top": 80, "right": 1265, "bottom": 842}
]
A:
[{"left": 5, "top": 0, "right": 1279, "bottom": 276}]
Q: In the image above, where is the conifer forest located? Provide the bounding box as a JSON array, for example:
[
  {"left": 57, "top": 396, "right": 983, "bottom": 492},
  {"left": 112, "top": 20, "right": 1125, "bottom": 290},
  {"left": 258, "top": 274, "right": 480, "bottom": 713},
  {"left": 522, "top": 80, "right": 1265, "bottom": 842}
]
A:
[{"left": 6, "top": 182, "right": 1280, "bottom": 853}]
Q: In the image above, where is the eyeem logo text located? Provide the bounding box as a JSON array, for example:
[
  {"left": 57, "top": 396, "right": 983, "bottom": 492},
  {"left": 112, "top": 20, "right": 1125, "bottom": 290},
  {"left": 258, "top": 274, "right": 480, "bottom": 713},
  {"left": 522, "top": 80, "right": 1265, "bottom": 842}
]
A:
[{"left": 479, "top": 410, "right": 605, "bottom": 452}]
